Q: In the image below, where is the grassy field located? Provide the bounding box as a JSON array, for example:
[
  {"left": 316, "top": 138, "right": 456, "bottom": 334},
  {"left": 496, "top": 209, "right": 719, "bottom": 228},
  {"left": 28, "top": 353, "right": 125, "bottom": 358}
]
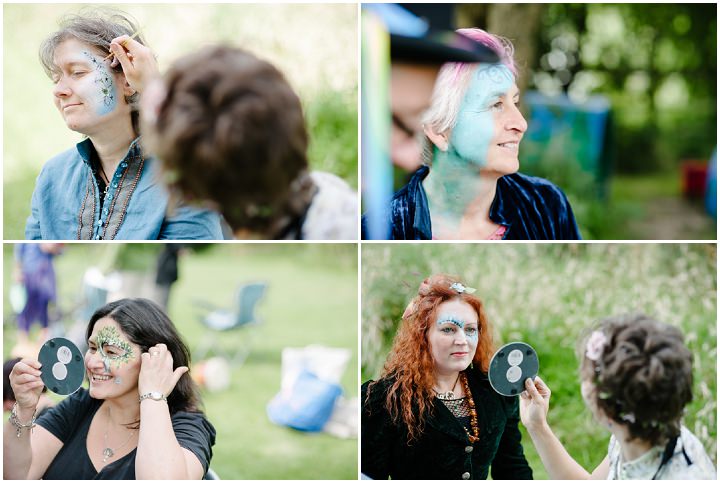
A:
[
  {"left": 3, "top": 4, "right": 358, "bottom": 239},
  {"left": 4, "top": 243, "right": 358, "bottom": 479},
  {"left": 361, "top": 243, "right": 716, "bottom": 479}
]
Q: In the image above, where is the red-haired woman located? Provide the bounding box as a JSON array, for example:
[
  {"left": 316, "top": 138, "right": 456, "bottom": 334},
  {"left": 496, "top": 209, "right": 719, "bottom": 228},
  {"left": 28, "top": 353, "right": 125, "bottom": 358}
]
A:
[{"left": 361, "top": 274, "right": 533, "bottom": 479}]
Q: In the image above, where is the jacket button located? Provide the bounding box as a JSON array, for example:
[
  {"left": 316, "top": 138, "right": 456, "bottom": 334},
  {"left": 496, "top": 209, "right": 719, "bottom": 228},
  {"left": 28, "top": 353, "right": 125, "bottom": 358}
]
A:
[
  {"left": 465, "top": 446, "right": 473, "bottom": 453},
  {"left": 462, "top": 472, "right": 470, "bottom": 479}
]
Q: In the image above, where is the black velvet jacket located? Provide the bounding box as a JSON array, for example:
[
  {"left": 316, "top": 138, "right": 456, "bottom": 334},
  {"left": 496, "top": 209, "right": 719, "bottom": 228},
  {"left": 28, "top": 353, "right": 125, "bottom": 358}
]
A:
[
  {"left": 362, "top": 165, "right": 581, "bottom": 240},
  {"left": 361, "top": 370, "right": 533, "bottom": 480}
]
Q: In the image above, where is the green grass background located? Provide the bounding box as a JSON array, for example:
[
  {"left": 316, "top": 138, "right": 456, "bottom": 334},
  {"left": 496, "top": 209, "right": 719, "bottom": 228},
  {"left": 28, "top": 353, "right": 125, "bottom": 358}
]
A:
[
  {"left": 4, "top": 243, "right": 358, "bottom": 479},
  {"left": 3, "top": 4, "right": 358, "bottom": 239},
  {"left": 361, "top": 243, "right": 716, "bottom": 479}
]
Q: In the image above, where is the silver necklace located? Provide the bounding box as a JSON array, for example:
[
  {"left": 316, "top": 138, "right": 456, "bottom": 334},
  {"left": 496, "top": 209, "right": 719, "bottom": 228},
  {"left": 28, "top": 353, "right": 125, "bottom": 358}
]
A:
[
  {"left": 102, "top": 408, "right": 136, "bottom": 463},
  {"left": 433, "top": 373, "right": 461, "bottom": 400}
]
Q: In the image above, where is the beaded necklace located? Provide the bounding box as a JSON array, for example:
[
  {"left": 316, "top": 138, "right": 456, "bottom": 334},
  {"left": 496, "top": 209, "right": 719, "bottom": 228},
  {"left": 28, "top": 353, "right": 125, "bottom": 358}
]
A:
[{"left": 460, "top": 372, "right": 480, "bottom": 443}]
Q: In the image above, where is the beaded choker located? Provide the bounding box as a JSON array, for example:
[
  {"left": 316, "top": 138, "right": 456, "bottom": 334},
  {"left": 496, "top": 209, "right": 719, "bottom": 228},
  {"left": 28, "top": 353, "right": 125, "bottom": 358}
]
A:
[{"left": 460, "top": 372, "right": 479, "bottom": 443}]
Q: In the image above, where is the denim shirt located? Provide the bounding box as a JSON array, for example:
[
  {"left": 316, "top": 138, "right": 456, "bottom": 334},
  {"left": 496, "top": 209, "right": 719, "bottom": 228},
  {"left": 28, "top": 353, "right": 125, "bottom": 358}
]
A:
[{"left": 25, "top": 138, "right": 223, "bottom": 240}]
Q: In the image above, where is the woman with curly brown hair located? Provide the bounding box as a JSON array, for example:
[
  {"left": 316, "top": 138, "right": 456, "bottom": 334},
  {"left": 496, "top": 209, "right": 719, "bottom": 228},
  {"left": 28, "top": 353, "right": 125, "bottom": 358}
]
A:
[
  {"left": 520, "top": 314, "right": 715, "bottom": 479},
  {"left": 361, "top": 274, "right": 533, "bottom": 479}
]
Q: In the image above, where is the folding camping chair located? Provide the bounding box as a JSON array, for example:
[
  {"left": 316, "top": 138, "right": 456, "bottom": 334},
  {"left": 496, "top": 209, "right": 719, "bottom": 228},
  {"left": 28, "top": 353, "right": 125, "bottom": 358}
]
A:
[{"left": 193, "top": 282, "right": 267, "bottom": 366}]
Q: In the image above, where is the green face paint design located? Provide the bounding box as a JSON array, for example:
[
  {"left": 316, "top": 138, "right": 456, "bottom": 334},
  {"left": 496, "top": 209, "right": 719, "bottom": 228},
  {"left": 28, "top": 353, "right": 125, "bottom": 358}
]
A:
[
  {"left": 94, "top": 325, "right": 134, "bottom": 371},
  {"left": 425, "top": 64, "right": 515, "bottom": 232}
]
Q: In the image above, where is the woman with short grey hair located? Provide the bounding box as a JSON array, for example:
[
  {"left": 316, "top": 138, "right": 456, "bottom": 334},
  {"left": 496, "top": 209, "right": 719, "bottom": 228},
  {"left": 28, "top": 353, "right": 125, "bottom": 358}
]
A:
[
  {"left": 26, "top": 9, "right": 221, "bottom": 240},
  {"left": 375, "top": 28, "right": 581, "bottom": 240}
]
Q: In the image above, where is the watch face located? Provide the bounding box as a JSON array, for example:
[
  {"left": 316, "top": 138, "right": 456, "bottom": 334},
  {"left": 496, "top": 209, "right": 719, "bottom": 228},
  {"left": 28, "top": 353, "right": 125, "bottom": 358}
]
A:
[{"left": 151, "top": 391, "right": 162, "bottom": 400}]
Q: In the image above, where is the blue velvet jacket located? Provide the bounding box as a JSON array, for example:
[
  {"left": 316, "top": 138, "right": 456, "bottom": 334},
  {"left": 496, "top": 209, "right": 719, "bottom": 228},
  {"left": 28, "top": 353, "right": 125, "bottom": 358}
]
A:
[{"left": 362, "top": 165, "right": 581, "bottom": 240}]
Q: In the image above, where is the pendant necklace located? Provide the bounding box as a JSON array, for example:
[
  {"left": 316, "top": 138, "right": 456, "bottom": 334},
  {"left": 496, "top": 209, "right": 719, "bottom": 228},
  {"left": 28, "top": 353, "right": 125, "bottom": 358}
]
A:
[
  {"left": 99, "top": 165, "right": 111, "bottom": 197},
  {"left": 434, "top": 372, "right": 461, "bottom": 400},
  {"left": 102, "top": 407, "right": 136, "bottom": 463}
]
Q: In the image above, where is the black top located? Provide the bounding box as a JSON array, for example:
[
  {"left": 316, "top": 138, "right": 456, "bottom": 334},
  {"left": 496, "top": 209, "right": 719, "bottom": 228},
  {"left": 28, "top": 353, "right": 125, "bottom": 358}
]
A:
[
  {"left": 361, "top": 370, "right": 533, "bottom": 480},
  {"left": 37, "top": 389, "right": 215, "bottom": 480}
]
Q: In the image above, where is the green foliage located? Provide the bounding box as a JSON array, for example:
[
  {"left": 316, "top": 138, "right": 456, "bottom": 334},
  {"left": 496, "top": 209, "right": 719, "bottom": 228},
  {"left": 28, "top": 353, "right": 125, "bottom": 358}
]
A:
[
  {"left": 304, "top": 89, "right": 358, "bottom": 188},
  {"left": 4, "top": 244, "right": 358, "bottom": 479},
  {"left": 534, "top": 4, "right": 716, "bottom": 173},
  {"left": 362, "top": 244, "right": 717, "bottom": 478}
]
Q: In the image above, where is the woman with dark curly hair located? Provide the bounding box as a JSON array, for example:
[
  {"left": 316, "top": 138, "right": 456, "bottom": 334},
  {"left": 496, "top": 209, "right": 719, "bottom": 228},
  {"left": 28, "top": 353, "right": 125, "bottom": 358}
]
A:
[
  {"left": 520, "top": 314, "right": 715, "bottom": 479},
  {"left": 361, "top": 274, "right": 533, "bottom": 479}
]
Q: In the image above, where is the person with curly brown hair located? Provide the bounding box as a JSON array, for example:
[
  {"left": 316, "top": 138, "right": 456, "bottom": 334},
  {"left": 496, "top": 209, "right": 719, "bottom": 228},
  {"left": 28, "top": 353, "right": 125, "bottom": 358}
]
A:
[
  {"left": 109, "top": 37, "right": 357, "bottom": 240},
  {"left": 520, "top": 314, "right": 715, "bottom": 479},
  {"left": 361, "top": 274, "right": 533, "bottom": 479}
]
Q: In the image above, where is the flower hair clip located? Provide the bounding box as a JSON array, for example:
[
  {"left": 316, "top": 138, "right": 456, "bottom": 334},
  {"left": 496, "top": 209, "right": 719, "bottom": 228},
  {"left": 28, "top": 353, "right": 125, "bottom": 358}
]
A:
[
  {"left": 620, "top": 412, "right": 636, "bottom": 424},
  {"left": 450, "top": 282, "right": 476, "bottom": 294},
  {"left": 585, "top": 330, "right": 607, "bottom": 362}
]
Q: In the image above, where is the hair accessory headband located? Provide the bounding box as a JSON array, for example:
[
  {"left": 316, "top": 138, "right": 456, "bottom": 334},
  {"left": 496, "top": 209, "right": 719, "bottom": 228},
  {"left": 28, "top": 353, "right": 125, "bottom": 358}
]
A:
[{"left": 450, "top": 282, "right": 476, "bottom": 294}]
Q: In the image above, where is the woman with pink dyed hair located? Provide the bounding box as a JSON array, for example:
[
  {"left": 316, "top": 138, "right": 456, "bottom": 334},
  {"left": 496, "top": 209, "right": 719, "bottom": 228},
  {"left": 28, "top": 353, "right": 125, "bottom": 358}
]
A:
[{"left": 376, "top": 28, "right": 581, "bottom": 240}]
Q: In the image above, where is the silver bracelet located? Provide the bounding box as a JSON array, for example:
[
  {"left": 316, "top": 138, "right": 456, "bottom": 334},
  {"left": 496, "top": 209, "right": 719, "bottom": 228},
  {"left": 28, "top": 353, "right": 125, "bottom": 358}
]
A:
[{"left": 9, "top": 402, "right": 37, "bottom": 438}]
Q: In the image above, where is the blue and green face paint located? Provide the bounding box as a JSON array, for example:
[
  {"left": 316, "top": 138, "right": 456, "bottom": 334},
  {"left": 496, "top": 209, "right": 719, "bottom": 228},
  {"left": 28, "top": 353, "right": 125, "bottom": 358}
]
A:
[
  {"left": 424, "top": 63, "right": 515, "bottom": 231},
  {"left": 93, "top": 325, "right": 134, "bottom": 373},
  {"left": 83, "top": 51, "right": 118, "bottom": 116},
  {"left": 436, "top": 314, "right": 479, "bottom": 342},
  {"left": 449, "top": 64, "right": 514, "bottom": 167}
]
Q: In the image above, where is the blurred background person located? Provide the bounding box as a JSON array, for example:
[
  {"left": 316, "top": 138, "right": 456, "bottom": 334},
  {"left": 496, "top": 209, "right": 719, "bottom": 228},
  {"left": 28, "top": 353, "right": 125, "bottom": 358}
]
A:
[
  {"left": 154, "top": 244, "right": 183, "bottom": 310},
  {"left": 13, "top": 244, "right": 63, "bottom": 353}
]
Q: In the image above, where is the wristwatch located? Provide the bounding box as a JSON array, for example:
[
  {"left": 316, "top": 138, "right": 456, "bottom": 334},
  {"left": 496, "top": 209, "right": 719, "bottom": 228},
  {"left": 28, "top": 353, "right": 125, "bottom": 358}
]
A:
[{"left": 139, "top": 391, "right": 167, "bottom": 402}]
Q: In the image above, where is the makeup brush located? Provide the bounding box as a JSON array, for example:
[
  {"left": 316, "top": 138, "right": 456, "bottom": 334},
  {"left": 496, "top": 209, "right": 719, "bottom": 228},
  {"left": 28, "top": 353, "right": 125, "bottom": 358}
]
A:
[{"left": 104, "top": 30, "right": 143, "bottom": 61}]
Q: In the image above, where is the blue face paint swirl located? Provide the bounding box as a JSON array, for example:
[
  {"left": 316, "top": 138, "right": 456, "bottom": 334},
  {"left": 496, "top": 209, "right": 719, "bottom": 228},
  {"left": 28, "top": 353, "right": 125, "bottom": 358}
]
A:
[
  {"left": 436, "top": 314, "right": 479, "bottom": 342},
  {"left": 436, "top": 314, "right": 465, "bottom": 329},
  {"left": 83, "top": 51, "right": 117, "bottom": 116}
]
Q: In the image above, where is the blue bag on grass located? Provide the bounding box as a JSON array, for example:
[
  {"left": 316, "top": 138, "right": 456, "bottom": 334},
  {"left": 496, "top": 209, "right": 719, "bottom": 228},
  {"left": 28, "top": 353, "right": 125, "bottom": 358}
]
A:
[{"left": 267, "top": 369, "right": 342, "bottom": 432}]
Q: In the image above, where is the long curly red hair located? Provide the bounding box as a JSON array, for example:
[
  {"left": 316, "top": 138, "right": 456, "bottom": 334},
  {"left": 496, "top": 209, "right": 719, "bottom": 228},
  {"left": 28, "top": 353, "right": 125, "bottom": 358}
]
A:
[{"left": 369, "top": 274, "right": 495, "bottom": 443}]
